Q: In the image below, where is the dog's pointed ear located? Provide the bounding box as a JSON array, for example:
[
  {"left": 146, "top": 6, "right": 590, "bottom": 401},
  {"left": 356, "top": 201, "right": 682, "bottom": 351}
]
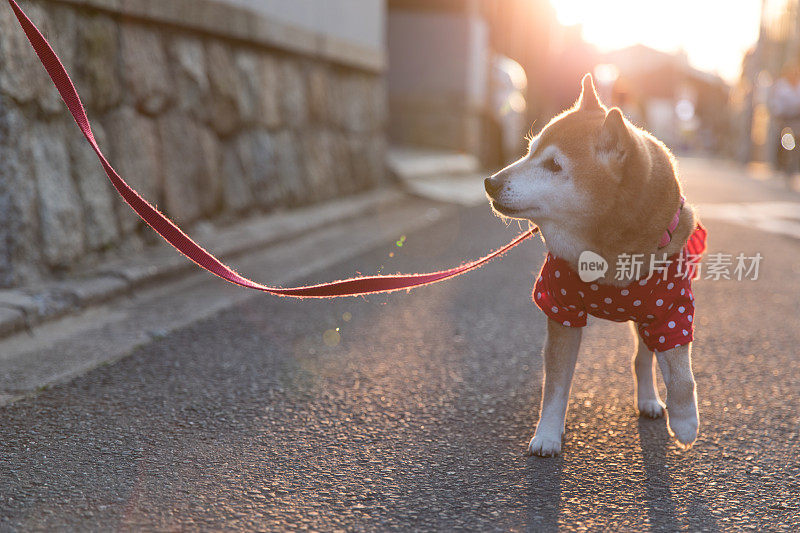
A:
[
  {"left": 578, "top": 73, "right": 602, "bottom": 111},
  {"left": 598, "top": 107, "right": 631, "bottom": 163}
]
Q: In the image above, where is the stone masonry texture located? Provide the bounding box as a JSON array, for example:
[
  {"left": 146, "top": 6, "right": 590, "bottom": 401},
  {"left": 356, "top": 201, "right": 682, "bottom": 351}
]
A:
[{"left": 0, "top": 0, "right": 387, "bottom": 288}]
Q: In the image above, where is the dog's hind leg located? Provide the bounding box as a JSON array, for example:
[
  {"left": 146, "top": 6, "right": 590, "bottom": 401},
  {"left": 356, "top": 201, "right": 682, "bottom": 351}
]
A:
[
  {"left": 655, "top": 343, "right": 699, "bottom": 447},
  {"left": 631, "top": 322, "right": 666, "bottom": 418},
  {"left": 527, "top": 318, "right": 582, "bottom": 457}
]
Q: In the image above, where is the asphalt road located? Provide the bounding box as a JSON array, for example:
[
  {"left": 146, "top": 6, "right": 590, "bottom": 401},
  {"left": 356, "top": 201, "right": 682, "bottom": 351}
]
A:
[{"left": 1, "top": 158, "right": 799, "bottom": 531}]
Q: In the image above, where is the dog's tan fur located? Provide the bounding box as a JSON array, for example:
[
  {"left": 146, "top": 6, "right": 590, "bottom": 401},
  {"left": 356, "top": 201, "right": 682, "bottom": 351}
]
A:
[{"left": 485, "top": 74, "right": 700, "bottom": 456}]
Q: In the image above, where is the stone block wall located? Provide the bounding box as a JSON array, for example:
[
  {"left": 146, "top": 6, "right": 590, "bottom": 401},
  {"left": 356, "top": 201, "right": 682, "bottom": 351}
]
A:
[{"left": 0, "top": 0, "right": 387, "bottom": 288}]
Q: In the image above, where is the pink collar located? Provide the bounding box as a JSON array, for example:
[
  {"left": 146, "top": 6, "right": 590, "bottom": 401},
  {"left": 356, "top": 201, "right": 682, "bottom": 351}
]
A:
[{"left": 658, "top": 196, "right": 685, "bottom": 248}]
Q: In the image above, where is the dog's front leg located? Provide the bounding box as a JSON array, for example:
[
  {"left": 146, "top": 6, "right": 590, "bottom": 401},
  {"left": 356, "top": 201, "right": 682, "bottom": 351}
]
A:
[
  {"left": 655, "top": 343, "right": 699, "bottom": 447},
  {"left": 527, "top": 318, "right": 582, "bottom": 457}
]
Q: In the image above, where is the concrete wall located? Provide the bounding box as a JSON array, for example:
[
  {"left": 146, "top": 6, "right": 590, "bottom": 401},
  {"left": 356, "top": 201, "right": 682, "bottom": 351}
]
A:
[
  {"left": 224, "top": 0, "right": 385, "bottom": 54},
  {"left": 387, "top": 7, "right": 488, "bottom": 154},
  {"left": 0, "top": 0, "right": 388, "bottom": 288}
]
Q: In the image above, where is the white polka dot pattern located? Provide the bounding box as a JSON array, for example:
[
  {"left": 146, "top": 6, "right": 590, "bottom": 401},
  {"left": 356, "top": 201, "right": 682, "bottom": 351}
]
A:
[{"left": 532, "top": 224, "right": 705, "bottom": 352}]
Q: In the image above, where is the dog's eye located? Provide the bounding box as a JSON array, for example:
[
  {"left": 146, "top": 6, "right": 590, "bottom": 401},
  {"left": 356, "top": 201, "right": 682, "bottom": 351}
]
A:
[{"left": 542, "top": 158, "right": 562, "bottom": 173}]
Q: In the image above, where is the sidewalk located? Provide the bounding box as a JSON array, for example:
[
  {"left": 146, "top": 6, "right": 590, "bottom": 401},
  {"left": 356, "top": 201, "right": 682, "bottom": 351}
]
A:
[{"left": 0, "top": 189, "right": 405, "bottom": 339}]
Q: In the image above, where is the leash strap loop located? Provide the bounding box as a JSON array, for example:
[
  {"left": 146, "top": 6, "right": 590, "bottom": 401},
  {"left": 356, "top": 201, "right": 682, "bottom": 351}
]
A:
[{"left": 7, "top": 0, "right": 536, "bottom": 298}]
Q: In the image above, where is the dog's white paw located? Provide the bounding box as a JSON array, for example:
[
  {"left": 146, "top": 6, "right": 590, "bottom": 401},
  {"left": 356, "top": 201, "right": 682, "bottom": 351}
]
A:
[
  {"left": 637, "top": 398, "right": 666, "bottom": 418},
  {"left": 526, "top": 434, "right": 562, "bottom": 457},
  {"left": 667, "top": 409, "right": 699, "bottom": 448}
]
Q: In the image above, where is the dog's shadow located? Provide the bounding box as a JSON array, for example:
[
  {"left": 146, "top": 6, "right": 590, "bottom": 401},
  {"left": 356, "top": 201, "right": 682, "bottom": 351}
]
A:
[
  {"left": 523, "top": 452, "right": 565, "bottom": 530},
  {"left": 520, "top": 419, "right": 720, "bottom": 531},
  {"left": 638, "top": 417, "right": 683, "bottom": 526},
  {"left": 637, "top": 417, "right": 719, "bottom": 531}
]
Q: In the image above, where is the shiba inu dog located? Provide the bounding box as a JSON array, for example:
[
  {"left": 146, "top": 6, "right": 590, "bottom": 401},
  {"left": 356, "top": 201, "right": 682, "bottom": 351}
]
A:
[{"left": 484, "top": 74, "right": 704, "bottom": 456}]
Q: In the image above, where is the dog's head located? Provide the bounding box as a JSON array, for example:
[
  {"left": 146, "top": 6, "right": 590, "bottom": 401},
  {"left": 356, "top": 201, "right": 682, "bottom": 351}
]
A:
[{"left": 484, "top": 74, "right": 648, "bottom": 229}]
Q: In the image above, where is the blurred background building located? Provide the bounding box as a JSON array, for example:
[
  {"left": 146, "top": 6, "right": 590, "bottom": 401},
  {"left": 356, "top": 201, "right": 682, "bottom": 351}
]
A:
[
  {"left": 386, "top": 0, "right": 734, "bottom": 169},
  {"left": 386, "top": 0, "right": 595, "bottom": 167},
  {"left": 735, "top": 0, "right": 800, "bottom": 172},
  {"left": 602, "top": 46, "right": 730, "bottom": 154}
]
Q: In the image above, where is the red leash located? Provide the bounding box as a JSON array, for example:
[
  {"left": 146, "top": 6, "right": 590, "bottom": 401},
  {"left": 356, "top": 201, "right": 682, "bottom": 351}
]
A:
[{"left": 7, "top": 0, "right": 536, "bottom": 298}]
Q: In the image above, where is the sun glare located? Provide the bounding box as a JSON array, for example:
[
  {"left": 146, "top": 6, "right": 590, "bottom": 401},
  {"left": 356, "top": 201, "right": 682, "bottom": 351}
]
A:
[{"left": 551, "top": 0, "right": 762, "bottom": 82}]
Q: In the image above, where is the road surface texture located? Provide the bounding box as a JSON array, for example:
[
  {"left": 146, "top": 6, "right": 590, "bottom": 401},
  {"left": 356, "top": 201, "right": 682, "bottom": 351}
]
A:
[{"left": 1, "top": 157, "right": 799, "bottom": 531}]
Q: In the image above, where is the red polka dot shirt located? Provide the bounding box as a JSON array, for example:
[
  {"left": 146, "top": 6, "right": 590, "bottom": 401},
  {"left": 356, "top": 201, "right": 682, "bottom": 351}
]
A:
[{"left": 533, "top": 224, "right": 707, "bottom": 352}]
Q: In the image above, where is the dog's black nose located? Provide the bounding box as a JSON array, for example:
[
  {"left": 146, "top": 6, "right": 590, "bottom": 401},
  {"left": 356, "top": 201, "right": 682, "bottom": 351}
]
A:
[{"left": 484, "top": 176, "right": 502, "bottom": 196}]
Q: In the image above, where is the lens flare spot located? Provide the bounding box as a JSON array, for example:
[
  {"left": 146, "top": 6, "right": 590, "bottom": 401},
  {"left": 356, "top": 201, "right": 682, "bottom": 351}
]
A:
[
  {"left": 781, "top": 128, "right": 796, "bottom": 151},
  {"left": 675, "top": 99, "right": 695, "bottom": 122},
  {"left": 323, "top": 329, "right": 340, "bottom": 347},
  {"left": 342, "top": 312, "right": 352, "bottom": 322},
  {"left": 396, "top": 235, "right": 406, "bottom": 247}
]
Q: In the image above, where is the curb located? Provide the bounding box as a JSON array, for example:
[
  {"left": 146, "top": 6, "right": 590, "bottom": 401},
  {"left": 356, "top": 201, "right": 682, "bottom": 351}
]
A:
[
  {"left": 387, "top": 147, "right": 480, "bottom": 180},
  {"left": 388, "top": 146, "right": 488, "bottom": 207},
  {"left": 0, "top": 188, "right": 407, "bottom": 340}
]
